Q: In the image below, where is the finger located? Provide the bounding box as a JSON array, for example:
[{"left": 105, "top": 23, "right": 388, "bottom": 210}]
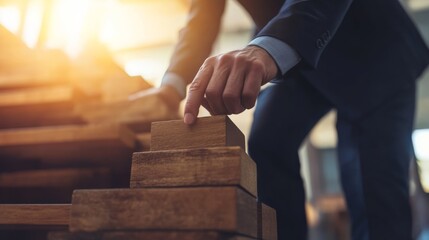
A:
[
  {"left": 241, "top": 61, "right": 264, "bottom": 109},
  {"left": 205, "top": 55, "right": 232, "bottom": 115},
  {"left": 223, "top": 58, "right": 246, "bottom": 114},
  {"left": 184, "top": 61, "right": 214, "bottom": 125},
  {"left": 201, "top": 97, "right": 215, "bottom": 115}
]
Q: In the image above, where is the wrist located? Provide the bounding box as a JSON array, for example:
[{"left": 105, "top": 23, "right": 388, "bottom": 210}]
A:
[{"left": 161, "top": 72, "right": 187, "bottom": 99}]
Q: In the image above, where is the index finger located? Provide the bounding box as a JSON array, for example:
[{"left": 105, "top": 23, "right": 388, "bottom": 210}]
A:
[{"left": 184, "top": 62, "right": 214, "bottom": 125}]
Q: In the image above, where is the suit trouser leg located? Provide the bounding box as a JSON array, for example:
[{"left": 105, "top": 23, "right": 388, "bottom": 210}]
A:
[
  {"left": 350, "top": 83, "right": 415, "bottom": 240},
  {"left": 337, "top": 115, "right": 370, "bottom": 240},
  {"left": 248, "top": 78, "right": 332, "bottom": 240}
]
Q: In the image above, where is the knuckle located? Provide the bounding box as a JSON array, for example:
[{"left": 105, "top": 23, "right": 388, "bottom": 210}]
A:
[
  {"left": 222, "top": 91, "right": 239, "bottom": 102},
  {"left": 234, "top": 54, "right": 248, "bottom": 64},
  {"left": 250, "top": 59, "right": 264, "bottom": 72},
  {"left": 205, "top": 88, "right": 221, "bottom": 100},
  {"left": 189, "top": 80, "right": 201, "bottom": 91},
  {"left": 241, "top": 92, "right": 256, "bottom": 109}
]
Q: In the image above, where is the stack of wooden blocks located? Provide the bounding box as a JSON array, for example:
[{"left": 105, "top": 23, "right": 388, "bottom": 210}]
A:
[
  {"left": 48, "top": 115, "right": 277, "bottom": 240},
  {"left": 0, "top": 26, "right": 178, "bottom": 239}
]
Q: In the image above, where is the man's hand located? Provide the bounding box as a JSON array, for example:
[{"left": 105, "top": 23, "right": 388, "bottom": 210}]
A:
[{"left": 184, "top": 45, "right": 278, "bottom": 125}]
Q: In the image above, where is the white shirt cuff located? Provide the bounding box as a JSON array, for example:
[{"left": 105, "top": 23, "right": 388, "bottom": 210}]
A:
[
  {"left": 249, "top": 36, "right": 301, "bottom": 75},
  {"left": 161, "top": 72, "right": 187, "bottom": 99}
]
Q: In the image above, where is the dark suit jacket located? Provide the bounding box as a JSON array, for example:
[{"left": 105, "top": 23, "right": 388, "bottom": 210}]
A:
[{"left": 167, "top": 0, "right": 429, "bottom": 117}]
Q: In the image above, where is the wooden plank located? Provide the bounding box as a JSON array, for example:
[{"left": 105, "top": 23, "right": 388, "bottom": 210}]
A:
[
  {"left": 150, "top": 115, "right": 245, "bottom": 151},
  {"left": 75, "top": 93, "right": 178, "bottom": 130},
  {"left": 0, "top": 124, "right": 136, "bottom": 175},
  {"left": 0, "top": 85, "right": 74, "bottom": 107},
  {"left": 101, "top": 76, "right": 152, "bottom": 103},
  {"left": 130, "top": 147, "right": 257, "bottom": 197},
  {"left": 0, "top": 204, "right": 70, "bottom": 227},
  {"left": 0, "top": 168, "right": 111, "bottom": 188},
  {"left": 0, "top": 49, "right": 69, "bottom": 89},
  {"left": 48, "top": 231, "right": 256, "bottom": 240},
  {"left": 258, "top": 203, "right": 277, "bottom": 240},
  {"left": 0, "top": 123, "right": 134, "bottom": 147},
  {"left": 0, "top": 85, "right": 85, "bottom": 129},
  {"left": 69, "top": 187, "right": 258, "bottom": 238}
]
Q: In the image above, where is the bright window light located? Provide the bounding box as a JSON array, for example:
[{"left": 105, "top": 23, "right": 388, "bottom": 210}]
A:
[
  {"left": 413, "top": 129, "right": 429, "bottom": 192},
  {"left": 413, "top": 129, "right": 429, "bottom": 162}
]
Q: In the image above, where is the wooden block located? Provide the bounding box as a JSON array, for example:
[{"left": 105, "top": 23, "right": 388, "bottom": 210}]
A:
[
  {"left": 0, "top": 85, "right": 85, "bottom": 129},
  {"left": 0, "top": 85, "right": 74, "bottom": 107},
  {"left": 0, "top": 124, "right": 136, "bottom": 171},
  {"left": 48, "top": 231, "right": 256, "bottom": 240},
  {"left": 150, "top": 115, "right": 245, "bottom": 151},
  {"left": 258, "top": 203, "right": 277, "bottom": 240},
  {"left": 0, "top": 168, "right": 111, "bottom": 188},
  {"left": 0, "top": 101, "right": 84, "bottom": 129},
  {"left": 0, "top": 204, "right": 70, "bottom": 228},
  {"left": 0, "top": 49, "right": 69, "bottom": 89},
  {"left": 101, "top": 76, "right": 152, "bottom": 103},
  {"left": 75, "top": 93, "right": 178, "bottom": 129},
  {"left": 130, "top": 146, "right": 257, "bottom": 197},
  {"left": 70, "top": 187, "right": 257, "bottom": 238}
]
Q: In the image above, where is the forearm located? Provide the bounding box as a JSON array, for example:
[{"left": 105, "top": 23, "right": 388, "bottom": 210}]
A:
[{"left": 162, "top": 0, "right": 226, "bottom": 98}]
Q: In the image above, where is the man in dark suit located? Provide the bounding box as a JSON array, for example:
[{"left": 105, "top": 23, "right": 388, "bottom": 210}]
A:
[{"left": 156, "top": 0, "right": 429, "bottom": 239}]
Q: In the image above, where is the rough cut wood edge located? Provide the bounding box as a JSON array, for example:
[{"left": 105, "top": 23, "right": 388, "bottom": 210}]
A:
[
  {"left": 69, "top": 187, "right": 257, "bottom": 238},
  {"left": 150, "top": 115, "right": 245, "bottom": 151},
  {"left": 130, "top": 146, "right": 257, "bottom": 197},
  {"left": 0, "top": 204, "right": 70, "bottom": 226},
  {"left": 258, "top": 203, "right": 278, "bottom": 240},
  {"left": 0, "top": 123, "right": 136, "bottom": 148},
  {"left": 48, "top": 231, "right": 256, "bottom": 240}
]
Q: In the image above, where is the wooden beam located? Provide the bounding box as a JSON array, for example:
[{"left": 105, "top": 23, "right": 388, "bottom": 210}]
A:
[
  {"left": 0, "top": 204, "right": 70, "bottom": 227},
  {"left": 0, "top": 168, "right": 111, "bottom": 188},
  {"left": 130, "top": 147, "right": 257, "bottom": 197},
  {"left": 258, "top": 203, "right": 277, "bottom": 240},
  {"left": 70, "top": 187, "right": 257, "bottom": 238},
  {"left": 150, "top": 115, "right": 245, "bottom": 151},
  {"left": 0, "top": 85, "right": 74, "bottom": 107},
  {"left": 0, "top": 124, "right": 135, "bottom": 163},
  {"left": 48, "top": 231, "right": 256, "bottom": 240},
  {"left": 75, "top": 93, "right": 178, "bottom": 130},
  {"left": 0, "top": 124, "right": 136, "bottom": 173}
]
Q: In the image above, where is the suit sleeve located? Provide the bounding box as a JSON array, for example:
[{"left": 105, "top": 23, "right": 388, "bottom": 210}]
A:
[
  {"left": 165, "top": 0, "right": 226, "bottom": 85},
  {"left": 256, "top": 0, "right": 354, "bottom": 68}
]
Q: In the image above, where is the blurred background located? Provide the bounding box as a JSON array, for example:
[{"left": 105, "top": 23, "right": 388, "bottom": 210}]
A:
[{"left": 0, "top": 0, "right": 428, "bottom": 239}]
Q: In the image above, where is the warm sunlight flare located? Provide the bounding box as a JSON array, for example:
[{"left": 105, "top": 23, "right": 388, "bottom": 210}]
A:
[{"left": 0, "top": 5, "right": 20, "bottom": 34}]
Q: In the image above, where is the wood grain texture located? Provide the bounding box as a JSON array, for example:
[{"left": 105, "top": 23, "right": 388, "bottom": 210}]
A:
[
  {"left": 150, "top": 115, "right": 245, "bottom": 151},
  {"left": 0, "top": 204, "right": 70, "bottom": 227},
  {"left": 258, "top": 203, "right": 277, "bottom": 240},
  {"left": 0, "top": 123, "right": 136, "bottom": 171},
  {"left": 48, "top": 231, "right": 256, "bottom": 240},
  {"left": 0, "top": 168, "right": 111, "bottom": 188},
  {"left": 70, "top": 187, "right": 257, "bottom": 238},
  {"left": 130, "top": 147, "right": 257, "bottom": 197}
]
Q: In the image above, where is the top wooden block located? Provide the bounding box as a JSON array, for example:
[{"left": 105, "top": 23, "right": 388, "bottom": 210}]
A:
[{"left": 150, "top": 115, "right": 245, "bottom": 151}]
